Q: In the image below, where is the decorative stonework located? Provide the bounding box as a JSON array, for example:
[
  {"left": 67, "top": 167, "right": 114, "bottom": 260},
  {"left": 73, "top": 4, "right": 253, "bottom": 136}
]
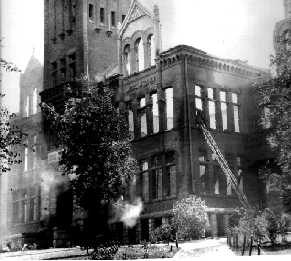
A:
[{"left": 129, "top": 5, "right": 145, "bottom": 23}]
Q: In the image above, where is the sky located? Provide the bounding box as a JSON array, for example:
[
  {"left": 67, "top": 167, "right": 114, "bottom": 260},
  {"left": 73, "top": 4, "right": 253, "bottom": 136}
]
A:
[{"left": 0, "top": 0, "right": 285, "bottom": 113}]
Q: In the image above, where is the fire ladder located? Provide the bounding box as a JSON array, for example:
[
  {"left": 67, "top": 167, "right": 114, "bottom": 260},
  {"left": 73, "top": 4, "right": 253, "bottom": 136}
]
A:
[{"left": 196, "top": 115, "right": 252, "bottom": 210}]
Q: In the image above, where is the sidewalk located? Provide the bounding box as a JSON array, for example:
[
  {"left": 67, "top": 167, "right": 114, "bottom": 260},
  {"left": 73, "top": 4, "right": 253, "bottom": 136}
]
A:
[{"left": 173, "top": 237, "right": 235, "bottom": 258}]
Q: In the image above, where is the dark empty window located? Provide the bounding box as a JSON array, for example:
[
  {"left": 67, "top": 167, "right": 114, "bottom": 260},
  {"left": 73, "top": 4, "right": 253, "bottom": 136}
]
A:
[
  {"left": 122, "top": 15, "right": 126, "bottom": 23},
  {"left": 111, "top": 11, "right": 116, "bottom": 27},
  {"left": 89, "top": 4, "right": 94, "bottom": 20},
  {"left": 100, "top": 8, "right": 105, "bottom": 23}
]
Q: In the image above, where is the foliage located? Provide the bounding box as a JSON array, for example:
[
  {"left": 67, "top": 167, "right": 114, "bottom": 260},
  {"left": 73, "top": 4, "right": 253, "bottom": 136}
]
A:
[
  {"left": 262, "top": 208, "right": 278, "bottom": 245},
  {"left": 113, "top": 244, "right": 178, "bottom": 260},
  {"left": 252, "top": 34, "right": 291, "bottom": 212},
  {"left": 40, "top": 78, "right": 138, "bottom": 209},
  {"left": 277, "top": 213, "right": 291, "bottom": 242},
  {"left": 150, "top": 224, "right": 176, "bottom": 244},
  {"left": 234, "top": 211, "right": 268, "bottom": 242},
  {"left": 172, "top": 195, "right": 209, "bottom": 240}
]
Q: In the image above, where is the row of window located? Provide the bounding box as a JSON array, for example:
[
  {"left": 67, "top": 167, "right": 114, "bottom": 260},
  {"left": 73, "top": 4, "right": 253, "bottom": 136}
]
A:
[
  {"left": 123, "top": 34, "right": 155, "bottom": 76},
  {"left": 195, "top": 85, "right": 240, "bottom": 132},
  {"left": 24, "top": 88, "right": 38, "bottom": 117},
  {"left": 127, "top": 88, "right": 173, "bottom": 139},
  {"left": 128, "top": 151, "right": 176, "bottom": 202},
  {"left": 199, "top": 151, "right": 243, "bottom": 196},
  {"left": 88, "top": 4, "right": 126, "bottom": 27},
  {"left": 51, "top": 52, "right": 76, "bottom": 87},
  {"left": 12, "top": 186, "right": 39, "bottom": 224}
]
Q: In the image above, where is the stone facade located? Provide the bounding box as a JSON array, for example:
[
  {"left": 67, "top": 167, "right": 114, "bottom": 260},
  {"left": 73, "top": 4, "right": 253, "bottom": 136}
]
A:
[{"left": 1, "top": 0, "right": 286, "bottom": 249}]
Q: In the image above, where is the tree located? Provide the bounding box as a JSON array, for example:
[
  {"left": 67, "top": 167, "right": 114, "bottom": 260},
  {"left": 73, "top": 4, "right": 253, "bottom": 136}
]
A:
[
  {"left": 0, "top": 55, "right": 25, "bottom": 173},
  {"left": 41, "top": 77, "right": 138, "bottom": 234},
  {"left": 252, "top": 33, "right": 291, "bottom": 212},
  {"left": 172, "top": 195, "right": 209, "bottom": 240}
]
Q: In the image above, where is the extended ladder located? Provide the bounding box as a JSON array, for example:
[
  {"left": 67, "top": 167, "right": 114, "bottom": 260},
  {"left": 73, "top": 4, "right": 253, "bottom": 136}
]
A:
[{"left": 197, "top": 120, "right": 252, "bottom": 210}]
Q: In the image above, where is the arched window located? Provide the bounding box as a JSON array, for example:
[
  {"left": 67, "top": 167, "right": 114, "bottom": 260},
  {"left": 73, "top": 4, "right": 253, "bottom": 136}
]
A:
[
  {"left": 123, "top": 44, "right": 131, "bottom": 76},
  {"left": 134, "top": 38, "right": 144, "bottom": 72},
  {"left": 148, "top": 34, "right": 155, "bottom": 67},
  {"left": 33, "top": 88, "right": 38, "bottom": 114}
]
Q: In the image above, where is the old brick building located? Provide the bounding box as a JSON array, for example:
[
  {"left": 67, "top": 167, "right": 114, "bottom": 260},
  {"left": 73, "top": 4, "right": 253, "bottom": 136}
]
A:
[
  {"left": 109, "top": 1, "right": 275, "bottom": 243},
  {"left": 2, "top": 0, "right": 285, "bottom": 248}
]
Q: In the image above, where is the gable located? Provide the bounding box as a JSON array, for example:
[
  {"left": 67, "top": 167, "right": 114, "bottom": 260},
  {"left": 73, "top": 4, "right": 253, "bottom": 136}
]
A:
[{"left": 118, "top": 0, "right": 153, "bottom": 40}]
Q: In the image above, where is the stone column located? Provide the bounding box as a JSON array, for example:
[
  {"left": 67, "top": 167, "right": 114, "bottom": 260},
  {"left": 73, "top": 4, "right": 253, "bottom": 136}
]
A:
[{"left": 210, "top": 214, "right": 217, "bottom": 237}]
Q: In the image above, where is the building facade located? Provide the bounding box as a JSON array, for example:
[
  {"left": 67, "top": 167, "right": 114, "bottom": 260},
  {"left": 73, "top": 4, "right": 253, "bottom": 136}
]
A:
[
  {"left": 109, "top": 1, "right": 275, "bottom": 243},
  {"left": 2, "top": 0, "right": 286, "bottom": 249}
]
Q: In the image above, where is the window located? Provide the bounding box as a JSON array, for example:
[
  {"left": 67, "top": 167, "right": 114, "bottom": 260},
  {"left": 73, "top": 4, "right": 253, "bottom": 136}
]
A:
[
  {"left": 24, "top": 146, "right": 28, "bottom": 172},
  {"left": 68, "top": 53, "right": 76, "bottom": 81},
  {"left": 12, "top": 190, "right": 21, "bottom": 223},
  {"left": 152, "top": 155, "right": 163, "bottom": 199},
  {"left": 89, "top": 4, "right": 94, "bottom": 20},
  {"left": 100, "top": 8, "right": 105, "bottom": 24},
  {"left": 165, "top": 151, "right": 176, "bottom": 197},
  {"left": 148, "top": 34, "right": 155, "bottom": 67},
  {"left": 165, "top": 88, "right": 173, "bottom": 130},
  {"left": 151, "top": 93, "right": 159, "bottom": 133},
  {"left": 127, "top": 102, "right": 134, "bottom": 140},
  {"left": 32, "top": 88, "right": 38, "bottom": 114},
  {"left": 60, "top": 58, "right": 66, "bottom": 83},
  {"left": 232, "top": 93, "right": 239, "bottom": 132},
  {"left": 208, "top": 88, "right": 216, "bottom": 129},
  {"left": 122, "top": 15, "right": 126, "bottom": 23},
  {"left": 71, "top": 1, "right": 76, "bottom": 23},
  {"left": 237, "top": 157, "right": 243, "bottom": 191},
  {"left": 140, "top": 160, "right": 149, "bottom": 202},
  {"left": 25, "top": 95, "right": 30, "bottom": 117},
  {"left": 220, "top": 91, "right": 227, "bottom": 130},
  {"left": 123, "top": 45, "right": 130, "bottom": 76},
  {"left": 199, "top": 151, "right": 207, "bottom": 194},
  {"left": 51, "top": 61, "right": 57, "bottom": 87},
  {"left": 32, "top": 135, "right": 37, "bottom": 170},
  {"left": 29, "top": 186, "right": 38, "bottom": 221},
  {"left": 139, "top": 97, "right": 147, "bottom": 137},
  {"left": 111, "top": 11, "right": 116, "bottom": 27},
  {"left": 225, "top": 154, "right": 234, "bottom": 195},
  {"left": 21, "top": 189, "right": 28, "bottom": 223},
  {"left": 134, "top": 38, "right": 144, "bottom": 72},
  {"left": 195, "top": 85, "right": 203, "bottom": 111}
]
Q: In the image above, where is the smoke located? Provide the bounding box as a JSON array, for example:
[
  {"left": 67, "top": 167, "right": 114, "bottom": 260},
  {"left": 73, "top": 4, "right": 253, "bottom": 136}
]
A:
[{"left": 110, "top": 197, "right": 143, "bottom": 228}]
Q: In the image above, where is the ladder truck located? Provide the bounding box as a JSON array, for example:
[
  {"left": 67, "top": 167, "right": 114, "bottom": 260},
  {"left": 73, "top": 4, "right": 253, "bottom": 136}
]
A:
[{"left": 196, "top": 110, "right": 252, "bottom": 211}]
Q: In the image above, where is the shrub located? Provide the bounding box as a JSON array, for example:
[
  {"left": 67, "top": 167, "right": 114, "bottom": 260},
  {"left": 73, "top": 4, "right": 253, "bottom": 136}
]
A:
[
  {"left": 150, "top": 224, "right": 176, "bottom": 244},
  {"left": 172, "top": 195, "right": 209, "bottom": 240},
  {"left": 277, "top": 213, "right": 291, "bottom": 242},
  {"left": 235, "top": 211, "right": 268, "bottom": 242},
  {"left": 262, "top": 208, "right": 278, "bottom": 245}
]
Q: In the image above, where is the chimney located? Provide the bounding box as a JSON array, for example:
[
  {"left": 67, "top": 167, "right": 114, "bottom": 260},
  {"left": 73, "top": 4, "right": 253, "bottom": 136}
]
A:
[{"left": 284, "top": 0, "right": 291, "bottom": 18}]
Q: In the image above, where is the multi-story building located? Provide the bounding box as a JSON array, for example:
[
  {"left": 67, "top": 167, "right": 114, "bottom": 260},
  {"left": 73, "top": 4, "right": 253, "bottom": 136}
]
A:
[
  {"left": 1, "top": 53, "right": 44, "bottom": 248},
  {"left": 2, "top": 0, "right": 286, "bottom": 249},
  {"left": 108, "top": 0, "right": 275, "bottom": 243}
]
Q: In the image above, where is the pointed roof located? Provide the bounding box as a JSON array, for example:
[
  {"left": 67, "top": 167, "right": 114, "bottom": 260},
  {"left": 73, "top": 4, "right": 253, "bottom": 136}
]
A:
[{"left": 118, "top": 0, "right": 153, "bottom": 38}]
